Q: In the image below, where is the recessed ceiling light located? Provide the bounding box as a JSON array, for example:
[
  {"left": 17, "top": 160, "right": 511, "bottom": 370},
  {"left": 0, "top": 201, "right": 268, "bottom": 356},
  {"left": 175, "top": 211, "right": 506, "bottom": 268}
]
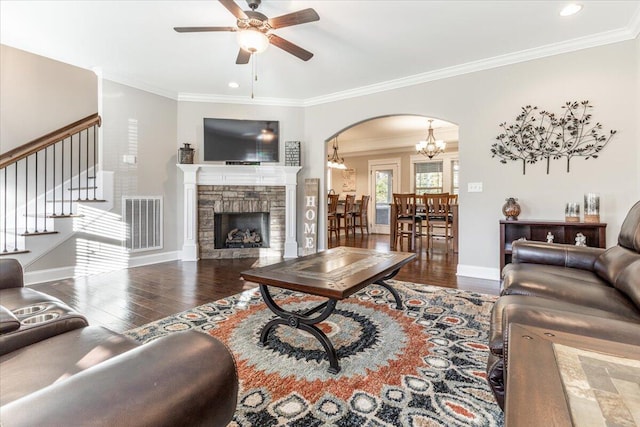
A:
[
  {"left": 228, "top": 82, "right": 239, "bottom": 88},
  {"left": 560, "top": 3, "right": 582, "bottom": 16}
]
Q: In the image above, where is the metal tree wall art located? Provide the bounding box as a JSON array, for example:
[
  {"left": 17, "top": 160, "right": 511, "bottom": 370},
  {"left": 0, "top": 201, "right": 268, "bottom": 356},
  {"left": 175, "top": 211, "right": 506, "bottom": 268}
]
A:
[{"left": 490, "top": 101, "right": 617, "bottom": 174}]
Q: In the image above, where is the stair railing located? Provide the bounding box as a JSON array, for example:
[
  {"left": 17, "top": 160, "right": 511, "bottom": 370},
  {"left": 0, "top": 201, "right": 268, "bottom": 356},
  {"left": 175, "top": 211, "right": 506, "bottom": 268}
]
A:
[{"left": 0, "top": 113, "right": 101, "bottom": 254}]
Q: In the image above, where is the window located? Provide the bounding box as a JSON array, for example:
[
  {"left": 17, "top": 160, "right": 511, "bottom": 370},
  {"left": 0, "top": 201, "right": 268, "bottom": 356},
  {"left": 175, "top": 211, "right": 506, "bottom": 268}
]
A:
[{"left": 414, "top": 161, "right": 443, "bottom": 194}]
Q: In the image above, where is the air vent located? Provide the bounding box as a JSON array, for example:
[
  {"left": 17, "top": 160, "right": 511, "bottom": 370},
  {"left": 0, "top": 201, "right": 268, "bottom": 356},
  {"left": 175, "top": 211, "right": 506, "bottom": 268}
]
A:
[{"left": 122, "top": 196, "right": 162, "bottom": 252}]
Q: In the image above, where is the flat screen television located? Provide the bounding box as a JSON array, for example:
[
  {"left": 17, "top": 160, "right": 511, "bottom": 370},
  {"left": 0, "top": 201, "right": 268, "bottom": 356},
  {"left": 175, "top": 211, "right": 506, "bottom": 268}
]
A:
[{"left": 203, "top": 118, "right": 279, "bottom": 163}]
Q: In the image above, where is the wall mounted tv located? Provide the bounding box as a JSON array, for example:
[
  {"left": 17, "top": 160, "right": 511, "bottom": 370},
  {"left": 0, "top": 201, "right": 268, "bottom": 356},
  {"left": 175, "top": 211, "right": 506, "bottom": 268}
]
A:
[{"left": 203, "top": 118, "right": 279, "bottom": 163}]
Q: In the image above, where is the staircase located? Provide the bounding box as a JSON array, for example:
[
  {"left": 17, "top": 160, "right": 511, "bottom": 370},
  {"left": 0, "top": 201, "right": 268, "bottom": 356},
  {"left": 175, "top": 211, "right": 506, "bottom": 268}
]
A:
[{"left": 0, "top": 114, "right": 114, "bottom": 267}]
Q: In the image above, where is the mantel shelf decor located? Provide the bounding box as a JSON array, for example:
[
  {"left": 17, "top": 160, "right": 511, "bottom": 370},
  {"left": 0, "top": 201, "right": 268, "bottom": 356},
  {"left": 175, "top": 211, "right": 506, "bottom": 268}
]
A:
[{"left": 490, "top": 101, "right": 617, "bottom": 174}]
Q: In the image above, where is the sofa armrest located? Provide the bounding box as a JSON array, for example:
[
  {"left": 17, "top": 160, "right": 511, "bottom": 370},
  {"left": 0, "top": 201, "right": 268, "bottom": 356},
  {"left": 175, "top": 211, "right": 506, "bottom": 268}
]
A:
[
  {"left": 0, "top": 331, "right": 238, "bottom": 427},
  {"left": 511, "top": 240, "right": 604, "bottom": 271},
  {"left": 0, "top": 259, "right": 24, "bottom": 290}
]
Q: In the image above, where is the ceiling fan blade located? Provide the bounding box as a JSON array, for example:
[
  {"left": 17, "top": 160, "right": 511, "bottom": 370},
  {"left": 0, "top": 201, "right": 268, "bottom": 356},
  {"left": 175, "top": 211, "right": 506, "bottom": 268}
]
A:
[
  {"left": 219, "top": 0, "right": 248, "bottom": 20},
  {"left": 236, "top": 48, "right": 251, "bottom": 64},
  {"left": 269, "top": 34, "right": 313, "bottom": 61},
  {"left": 268, "top": 8, "right": 319, "bottom": 29},
  {"left": 174, "top": 26, "right": 236, "bottom": 32}
]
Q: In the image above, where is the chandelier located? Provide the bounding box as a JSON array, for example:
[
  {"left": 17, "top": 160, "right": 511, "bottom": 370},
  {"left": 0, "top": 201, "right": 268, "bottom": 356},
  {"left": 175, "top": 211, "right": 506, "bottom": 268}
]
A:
[
  {"left": 327, "top": 137, "right": 347, "bottom": 169},
  {"left": 416, "top": 120, "right": 446, "bottom": 159}
]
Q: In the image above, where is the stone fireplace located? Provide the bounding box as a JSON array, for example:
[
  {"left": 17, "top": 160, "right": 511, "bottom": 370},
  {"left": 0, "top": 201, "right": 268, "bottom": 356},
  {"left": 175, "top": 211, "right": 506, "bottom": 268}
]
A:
[
  {"left": 199, "top": 185, "right": 283, "bottom": 258},
  {"left": 178, "top": 164, "right": 301, "bottom": 260}
]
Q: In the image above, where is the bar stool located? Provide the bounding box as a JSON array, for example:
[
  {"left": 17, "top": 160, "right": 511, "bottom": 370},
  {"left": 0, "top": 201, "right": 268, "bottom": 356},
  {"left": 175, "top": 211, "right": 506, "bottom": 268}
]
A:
[
  {"left": 327, "top": 194, "right": 340, "bottom": 241},
  {"left": 353, "top": 195, "right": 370, "bottom": 235},
  {"left": 392, "top": 193, "right": 421, "bottom": 251},
  {"left": 338, "top": 194, "right": 356, "bottom": 238}
]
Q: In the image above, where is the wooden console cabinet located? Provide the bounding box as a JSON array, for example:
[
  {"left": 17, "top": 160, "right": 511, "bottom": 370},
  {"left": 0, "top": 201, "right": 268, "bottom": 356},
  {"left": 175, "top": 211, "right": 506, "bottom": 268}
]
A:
[{"left": 499, "top": 220, "right": 607, "bottom": 271}]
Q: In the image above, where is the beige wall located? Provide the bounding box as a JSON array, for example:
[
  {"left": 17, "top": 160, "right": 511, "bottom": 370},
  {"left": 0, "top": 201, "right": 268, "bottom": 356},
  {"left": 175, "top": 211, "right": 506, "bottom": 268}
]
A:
[
  {"left": 175, "top": 101, "right": 305, "bottom": 254},
  {"left": 304, "top": 39, "right": 639, "bottom": 278},
  {"left": 9, "top": 37, "right": 640, "bottom": 280},
  {"left": 0, "top": 44, "right": 97, "bottom": 152},
  {"left": 102, "top": 80, "right": 179, "bottom": 251},
  {"left": 28, "top": 80, "right": 179, "bottom": 271}
]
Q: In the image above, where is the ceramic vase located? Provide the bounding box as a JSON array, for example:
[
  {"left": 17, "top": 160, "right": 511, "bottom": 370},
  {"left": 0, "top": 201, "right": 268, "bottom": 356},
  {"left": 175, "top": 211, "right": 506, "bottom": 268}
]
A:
[{"left": 502, "top": 197, "right": 521, "bottom": 221}]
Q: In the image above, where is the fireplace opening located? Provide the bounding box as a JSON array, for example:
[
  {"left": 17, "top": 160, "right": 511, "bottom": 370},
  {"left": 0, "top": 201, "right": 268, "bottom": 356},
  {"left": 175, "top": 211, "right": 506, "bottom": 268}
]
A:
[{"left": 214, "top": 212, "right": 270, "bottom": 249}]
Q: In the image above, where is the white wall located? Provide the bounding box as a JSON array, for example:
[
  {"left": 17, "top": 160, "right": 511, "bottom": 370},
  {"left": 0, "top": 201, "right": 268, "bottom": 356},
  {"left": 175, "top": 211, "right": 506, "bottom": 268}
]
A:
[
  {"left": 0, "top": 44, "right": 97, "bottom": 152},
  {"left": 304, "top": 39, "right": 639, "bottom": 279}
]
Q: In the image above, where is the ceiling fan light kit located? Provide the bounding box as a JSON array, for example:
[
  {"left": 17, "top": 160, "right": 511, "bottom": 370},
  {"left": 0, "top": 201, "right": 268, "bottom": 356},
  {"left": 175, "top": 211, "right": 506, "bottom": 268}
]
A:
[
  {"left": 237, "top": 28, "right": 269, "bottom": 53},
  {"left": 416, "top": 120, "right": 446, "bottom": 159}
]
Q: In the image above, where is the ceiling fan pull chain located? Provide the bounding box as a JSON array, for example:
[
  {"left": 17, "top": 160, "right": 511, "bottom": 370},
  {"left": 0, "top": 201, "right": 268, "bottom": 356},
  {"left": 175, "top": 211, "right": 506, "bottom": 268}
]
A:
[
  {"left": 251, "top": 53, "right": 255, "bottom": 99},
  {"left": 255, "top": 54, "right": 258, "bottom": 81}
]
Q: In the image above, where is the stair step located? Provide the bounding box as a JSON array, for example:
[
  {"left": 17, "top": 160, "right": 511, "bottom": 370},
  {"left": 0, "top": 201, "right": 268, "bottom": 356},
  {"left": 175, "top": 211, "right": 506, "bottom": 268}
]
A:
[
  {"left": 47, "top": 214, "right": 84, "bottom": 218},
  {"left": 19, "top": 230, "right": 59, "bottom": 237},
  {"left": 75, "top": 199, "right": 107, "bottom": 203},
  {"left": 68, "top": 186, "right": 98, "bottom": 190},
  {"left": 0, "top": 249, "right": 30, "bottom": 256}
]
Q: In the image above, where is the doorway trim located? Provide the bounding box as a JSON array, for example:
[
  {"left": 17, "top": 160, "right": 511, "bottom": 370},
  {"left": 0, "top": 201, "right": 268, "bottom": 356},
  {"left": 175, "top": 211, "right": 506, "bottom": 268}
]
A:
[{"left": 368, "top": 157, "right": 401, "bottom": 234}]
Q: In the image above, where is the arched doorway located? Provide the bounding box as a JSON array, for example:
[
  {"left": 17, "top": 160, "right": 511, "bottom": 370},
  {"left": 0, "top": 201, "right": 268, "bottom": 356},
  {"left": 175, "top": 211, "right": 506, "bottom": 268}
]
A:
[{"left": 325, "top": 114, "right": 459, "bottom": 254}]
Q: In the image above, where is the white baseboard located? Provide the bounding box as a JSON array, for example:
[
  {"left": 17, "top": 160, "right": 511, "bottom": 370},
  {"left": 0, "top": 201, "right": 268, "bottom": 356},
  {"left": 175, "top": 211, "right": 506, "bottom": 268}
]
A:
[
  {"left": 456, "top": 264, "right": 501, "bottom": 281},
  {"left": 24, "top": 266, "right": 76, "bottom": 286},
  {"left": 128, "top": 251, "right": 180, "bottom": 268},
  {"left": 23, "top": 251, "right": 181, "bottom": 286}
]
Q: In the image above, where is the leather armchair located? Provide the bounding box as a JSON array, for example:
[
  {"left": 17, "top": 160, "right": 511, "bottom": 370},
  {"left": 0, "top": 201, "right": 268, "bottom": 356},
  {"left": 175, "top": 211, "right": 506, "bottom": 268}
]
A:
[
  {"left": 1, "top": 328, "right": 238, "bottom": 427},
  {"left": 0, "top": 258, "right": 239, "bottom": 426},
  {"left": 486, "top": 200, "right": 640, "bottom": 409},
  {"left": 0, "top": 258, "right": 89, "bottom": 355}
]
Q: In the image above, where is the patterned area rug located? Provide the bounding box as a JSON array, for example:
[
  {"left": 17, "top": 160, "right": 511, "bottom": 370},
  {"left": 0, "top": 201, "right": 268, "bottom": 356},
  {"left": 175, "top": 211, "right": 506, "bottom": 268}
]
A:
[{"left": 125, "top": 281, "right": 504, "bottom": 426}]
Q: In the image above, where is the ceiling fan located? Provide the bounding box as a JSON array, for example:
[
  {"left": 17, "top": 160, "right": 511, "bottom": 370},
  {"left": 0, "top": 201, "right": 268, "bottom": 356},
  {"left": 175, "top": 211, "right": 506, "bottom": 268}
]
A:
[{"left": 174, "top": 0, "right": 320, "bottom": 64}]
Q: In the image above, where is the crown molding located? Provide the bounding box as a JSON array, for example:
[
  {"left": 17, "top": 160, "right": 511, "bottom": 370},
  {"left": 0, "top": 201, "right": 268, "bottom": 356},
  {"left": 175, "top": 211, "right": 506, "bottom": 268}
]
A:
[
  {"left": 111, "top": 20, "right": 639, "bottom": 107},
  {"left": 178, "top": 92, "right": 304, "bottom": 107},
  {"left": 102, "top": 71, "right": 179, "bottom": 100},
  {"left": 302, "top": 25, "right": 639, "bottom": 107}
]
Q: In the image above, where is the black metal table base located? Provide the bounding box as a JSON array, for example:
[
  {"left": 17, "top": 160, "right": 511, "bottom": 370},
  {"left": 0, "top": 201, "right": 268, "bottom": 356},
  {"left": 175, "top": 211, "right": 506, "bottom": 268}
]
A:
[{"left": 258, "top": 269, "right": 403, "bottom": 374}]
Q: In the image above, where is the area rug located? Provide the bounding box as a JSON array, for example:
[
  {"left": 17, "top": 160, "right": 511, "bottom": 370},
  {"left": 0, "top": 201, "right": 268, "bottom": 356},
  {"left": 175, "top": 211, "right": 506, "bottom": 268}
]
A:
[{"left": 125, "top": 281, "right": 504, "bottom": 426}]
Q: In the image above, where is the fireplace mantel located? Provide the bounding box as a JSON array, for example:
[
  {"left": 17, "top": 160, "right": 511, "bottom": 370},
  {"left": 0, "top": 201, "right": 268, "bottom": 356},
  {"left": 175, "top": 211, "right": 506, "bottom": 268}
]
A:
[{"left": 178, "top": 164, "right": 301, "bottom": 260}]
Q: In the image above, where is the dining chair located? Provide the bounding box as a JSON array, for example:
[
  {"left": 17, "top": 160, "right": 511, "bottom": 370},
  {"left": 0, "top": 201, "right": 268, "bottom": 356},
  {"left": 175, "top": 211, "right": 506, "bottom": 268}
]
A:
[
  {"left": 392, "top": 193, "right": 421, "bottom": 251},
  {"left": 425, "top": 192, "right": 453, "bottom": 251},
  {"left": 353, "top": 195, "right": 370, "bottom": 235},
  {"left": 338, "top": 194, "right": 357, "bottom": 238},
  {"left": 327, "top": 194, "right": 340, "bottom": 241}
]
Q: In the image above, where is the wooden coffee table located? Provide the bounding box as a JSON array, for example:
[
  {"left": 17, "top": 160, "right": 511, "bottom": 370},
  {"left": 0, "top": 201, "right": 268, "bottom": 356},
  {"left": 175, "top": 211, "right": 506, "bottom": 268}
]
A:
[{"left": 240, "top": 247, "right": 416, "bottom": 373}]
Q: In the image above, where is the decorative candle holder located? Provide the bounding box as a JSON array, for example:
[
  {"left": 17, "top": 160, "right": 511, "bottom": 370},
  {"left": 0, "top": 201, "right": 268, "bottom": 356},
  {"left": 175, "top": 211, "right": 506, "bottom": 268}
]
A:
[
  {"left": 584, "top": 193, "right": 600, "bottom": 223},
  {"left": 565, "top": 203, "right": 580, "bottom": 223},
  {"left": 178, "top": 143, "right": 195, "bottom": 164}
]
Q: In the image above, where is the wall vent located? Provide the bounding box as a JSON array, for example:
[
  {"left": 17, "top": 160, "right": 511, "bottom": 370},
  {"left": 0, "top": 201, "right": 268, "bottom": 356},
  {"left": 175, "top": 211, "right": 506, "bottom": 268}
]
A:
[{"left": 122, "top": 196, "right": 162, "bottom": 252}]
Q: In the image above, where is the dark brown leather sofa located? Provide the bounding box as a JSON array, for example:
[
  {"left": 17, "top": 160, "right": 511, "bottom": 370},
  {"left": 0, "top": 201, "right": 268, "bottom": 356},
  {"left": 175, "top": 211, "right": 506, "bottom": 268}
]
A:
[
  {"left": 0, "top": 258, "right": 238, "bottom": 426},
  {"left": 486, "top": 200, "right": 640, "bottom": 409}
]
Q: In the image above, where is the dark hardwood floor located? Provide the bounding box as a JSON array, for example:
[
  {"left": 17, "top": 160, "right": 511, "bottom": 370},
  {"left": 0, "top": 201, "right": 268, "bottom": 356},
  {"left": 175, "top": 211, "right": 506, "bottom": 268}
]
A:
[{"left": 32, "top": 234, "right": 499, "bottom": 333}]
